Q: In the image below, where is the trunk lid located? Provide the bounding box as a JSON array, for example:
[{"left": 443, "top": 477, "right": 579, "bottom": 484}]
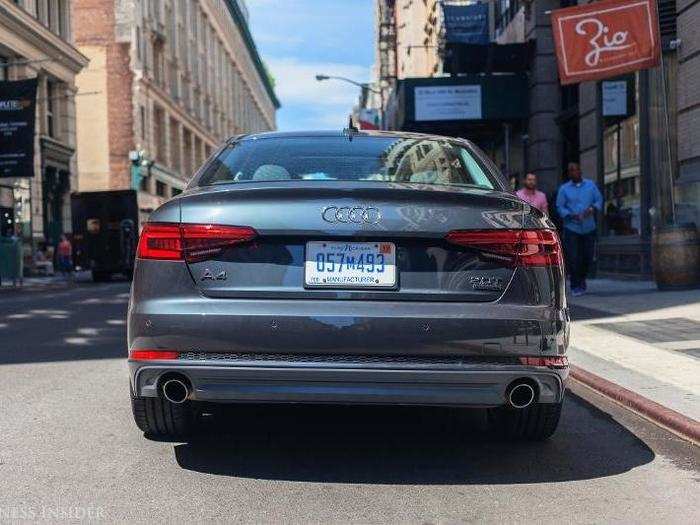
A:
[{"left": 179, "top": 182, "right": 525, "bottom": 302}]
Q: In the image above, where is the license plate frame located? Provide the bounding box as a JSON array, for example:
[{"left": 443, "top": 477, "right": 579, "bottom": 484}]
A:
[{"left": 304, "top": 241, "right": 397, "bottom": 289}]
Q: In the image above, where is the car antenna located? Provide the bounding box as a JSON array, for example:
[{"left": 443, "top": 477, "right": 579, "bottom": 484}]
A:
[{"left": 343, "top": 115, "right": 359, "bottom": 140}]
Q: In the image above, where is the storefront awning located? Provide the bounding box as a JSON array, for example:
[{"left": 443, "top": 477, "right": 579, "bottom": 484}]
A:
[{"left": 391, "top": 74, "right": 528, "bottom": 139}]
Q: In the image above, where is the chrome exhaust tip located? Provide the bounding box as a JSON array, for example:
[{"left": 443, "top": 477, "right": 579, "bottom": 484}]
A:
[
  {"left": 161, "top": 377, "right": 190, "bottom": 404},
  {"left": 507, "top": 382, "right": 536, "bottom": 409}
]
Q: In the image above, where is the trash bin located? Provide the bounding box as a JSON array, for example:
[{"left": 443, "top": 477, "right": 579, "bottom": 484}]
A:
[{"left": 0, "top": 237, "right": 24, "bottom": 286}]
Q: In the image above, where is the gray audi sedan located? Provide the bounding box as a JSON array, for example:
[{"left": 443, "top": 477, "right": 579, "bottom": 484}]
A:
[{"left": 128, "top": 130, "right": 569, "bottom": 441}]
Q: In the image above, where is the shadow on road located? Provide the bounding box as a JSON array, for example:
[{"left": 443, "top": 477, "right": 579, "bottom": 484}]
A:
[
  {"left": 0, "top": 282, "right": 130, "bottom": 365},
  {"left": 171, "top": 392, "right": 654, "bottom": 484}
]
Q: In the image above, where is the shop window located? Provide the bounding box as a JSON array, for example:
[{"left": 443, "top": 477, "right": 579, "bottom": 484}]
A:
[{"left": 602, "top": 75, "right": 641, "bottom": 237}]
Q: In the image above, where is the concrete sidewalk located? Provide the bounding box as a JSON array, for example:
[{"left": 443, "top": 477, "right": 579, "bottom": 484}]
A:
[
  {"left": 567, "top": 279, "right": 700, "bottom": 431},
  {"left": 0, "top": 271, "right": 94, "bottom": 291}
]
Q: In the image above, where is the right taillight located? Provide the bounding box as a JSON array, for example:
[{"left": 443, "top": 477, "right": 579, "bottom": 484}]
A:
[
  {"left": 445, "top": 229, "right": 562, "bottom": 267},
  {"left": 137, "top": 222, "right": 257, "bottom": 262}
]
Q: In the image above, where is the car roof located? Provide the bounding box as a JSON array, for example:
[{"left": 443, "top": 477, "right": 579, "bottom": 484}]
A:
[{"left": 232, "top": 129, "right": 475, "bottom": 145}]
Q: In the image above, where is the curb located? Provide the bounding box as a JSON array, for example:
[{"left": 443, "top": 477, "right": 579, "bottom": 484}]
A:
[{"left": 571, "top": 365, "right": 700, "bottom": 445}]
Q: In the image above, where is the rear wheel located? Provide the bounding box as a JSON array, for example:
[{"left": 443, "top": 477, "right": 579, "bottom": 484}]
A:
[
  {"left": 488, "top": 401, "right": 563, "bottom": 441},
  {"left": 130, "top": 391, "right": 195, "bottom": 439}
]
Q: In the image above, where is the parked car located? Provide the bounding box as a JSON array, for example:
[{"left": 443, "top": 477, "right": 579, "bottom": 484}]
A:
[{"left": 128, "top": 130, "right": 569, "bottom": 440}]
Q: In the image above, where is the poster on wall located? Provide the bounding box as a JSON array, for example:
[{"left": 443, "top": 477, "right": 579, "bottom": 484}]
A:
[
  {"left": 602, "top": 80, "right": 629, "bottom": 117},
  {"left": 414, "top": 85, "right": 482, "bottom": 121},
  {"left": 0, "top": 78, "right": 38, "bottom": 178}
]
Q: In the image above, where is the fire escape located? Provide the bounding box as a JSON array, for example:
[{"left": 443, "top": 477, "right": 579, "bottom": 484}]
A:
[{"left": 377, "top": 0, "right": 397, "bottom": 122}]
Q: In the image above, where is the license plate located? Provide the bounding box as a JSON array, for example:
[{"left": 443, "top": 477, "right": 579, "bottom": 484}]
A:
[{"left": 305, "top": 241, "right": 397, "bottom": 288}]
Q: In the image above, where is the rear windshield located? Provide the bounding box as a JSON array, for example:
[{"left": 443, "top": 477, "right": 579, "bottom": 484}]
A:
[{"left": 195, "top": 136, "right": 497, "bottom": 190}]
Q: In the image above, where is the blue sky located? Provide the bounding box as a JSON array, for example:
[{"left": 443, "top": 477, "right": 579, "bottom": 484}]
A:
[{"left": 246, "top": 0, "right": 375, "bottom": 131}]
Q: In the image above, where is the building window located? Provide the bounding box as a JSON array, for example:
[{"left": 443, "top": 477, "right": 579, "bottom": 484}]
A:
[
  {"left": 153, "top": 105, "right": 166, "bottom": 164},
  {"left": 140, "top": 105, "right": 147, "bottom": 140},
  {"left": 169, "top": 117, "right": 180, "bottom": 171},
  {"left": 37, "top": 0, "right": 47, "bottom": 25},
  {"left": 57, "top": 0, "right": 68, "bottom": 38},
  {"left": 0, "top": 56, "right": 8, "bottom": 81},
  {"left": 46, "top": 80, "right": 56, "bottom": 138},
  {"left": 153, "top": 40, "right": 165, "bottom": 86},
  {"left": 495, "top": 0, "right": 522, "bottom": 36},
  {"left": 155, "top": 180, "right": 167, "bottom": 197}
]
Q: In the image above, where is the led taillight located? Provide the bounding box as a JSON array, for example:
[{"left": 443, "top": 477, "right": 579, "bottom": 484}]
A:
[
  {"left": 129, "top": 349, "right": 180, "bottom": 360},
  {"left": 519, "top": 356, "right": 569, "bottom": 369},
  {"left": 181, "top": 224, "right": 257, "bottom": 262},
  {"left": 137, "top": 223, "right": 182, "bottom": 260},
  {"left": 137, "top": 223, "right": 257, "bottom": 262},
  {"left": 445, "top": 229, "right": 562, "bottom": 267}
]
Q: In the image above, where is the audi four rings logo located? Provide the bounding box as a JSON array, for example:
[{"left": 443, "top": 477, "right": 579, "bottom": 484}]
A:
[{"left": 322, "top": 206, "right": 382, "bottom": 224}]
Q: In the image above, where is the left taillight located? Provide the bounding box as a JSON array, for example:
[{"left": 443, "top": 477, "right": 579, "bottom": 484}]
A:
[
  {"left": 137, "top": 222, "right": 257, "bottom": 262},
  {"left": 445, "top": 229, "right": 563, "bottom": 267}
]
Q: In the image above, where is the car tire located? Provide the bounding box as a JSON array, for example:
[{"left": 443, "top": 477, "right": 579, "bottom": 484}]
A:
[
  {"left": 130, "top": 391, "right": 194, "bottom": 439},
  {"left": 488, "top": 401, "right": 563, "bottom": 441}
]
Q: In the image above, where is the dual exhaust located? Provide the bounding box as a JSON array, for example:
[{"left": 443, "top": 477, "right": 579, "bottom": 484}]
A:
[
  {"left": 159, "top": 374, "right": 537, "bottom": 409},
  {"left": 160, "top": 375, "right": 191, "bottom": 404},
  {"left": 506, "top": 381, "right": 537, "bottom": 409}
]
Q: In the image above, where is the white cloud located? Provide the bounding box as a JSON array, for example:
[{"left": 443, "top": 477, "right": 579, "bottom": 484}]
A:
[{"left": 267, "top": 58, "right": 369, "bottom": 108}]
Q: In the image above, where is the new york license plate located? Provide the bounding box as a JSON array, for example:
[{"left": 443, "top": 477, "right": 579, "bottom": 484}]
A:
[{"left": 304, "top": 241, "right": 397, "bottom": 288}]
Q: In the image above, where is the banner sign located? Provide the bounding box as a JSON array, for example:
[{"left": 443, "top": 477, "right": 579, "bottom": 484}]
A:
[
  {"left": 443, "top": 3, "right": 489, "bottom": 45},
  {"left": 0, "top": 78, "right": 38, "bottom": 178},
  {"left": 551, "top": 0, "right": 660, "bottom": 85},
  {"left": 414, "top": 85, "right": 482, "bottom": 121}
]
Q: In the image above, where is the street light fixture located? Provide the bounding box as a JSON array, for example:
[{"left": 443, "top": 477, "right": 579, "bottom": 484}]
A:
[{"left": 314, "top": 74, "right": 381, "bottom": 95}]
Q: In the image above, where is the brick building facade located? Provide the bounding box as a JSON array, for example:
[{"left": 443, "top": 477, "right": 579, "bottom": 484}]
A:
[{"left": 72, "top": 0, "right": 279, "bottom": 219}]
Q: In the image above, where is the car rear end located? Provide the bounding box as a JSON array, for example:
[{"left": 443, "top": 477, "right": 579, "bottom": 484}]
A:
[{"left": 127, "top": 132, "right": 569, "bottom": 440}]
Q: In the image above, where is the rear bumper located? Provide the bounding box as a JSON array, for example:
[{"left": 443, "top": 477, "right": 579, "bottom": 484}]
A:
[{"left": 130, "top": 359, "right": 568, "bottom": 407}]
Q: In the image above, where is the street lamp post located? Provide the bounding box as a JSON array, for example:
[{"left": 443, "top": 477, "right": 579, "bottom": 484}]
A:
[
  {"left": 314, "top": 74, "right": 382, "bottom": 95},
  {"left": 315, "top": 74, "right": 383, "bottom": 129}
]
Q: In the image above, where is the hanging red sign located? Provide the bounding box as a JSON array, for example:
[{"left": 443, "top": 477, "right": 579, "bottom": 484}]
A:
[{"left": 551, "top": 0, "right": 661, "bottom": 85}]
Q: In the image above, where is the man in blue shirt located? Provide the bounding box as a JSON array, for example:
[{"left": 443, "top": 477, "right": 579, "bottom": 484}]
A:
[{"left": 556, "top": 162, "right": 603, "bottom": 296}]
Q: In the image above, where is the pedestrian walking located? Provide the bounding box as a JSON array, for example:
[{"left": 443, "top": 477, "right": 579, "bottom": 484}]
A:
[
  {"left": 516, "top": 172, "right": 549, "bottom": 215},
  {"left": 57, "top": 234, "right": 73, "bottom": 279},
  {"left": 556, "top": 162, "right": 603, "bottom": 296}
]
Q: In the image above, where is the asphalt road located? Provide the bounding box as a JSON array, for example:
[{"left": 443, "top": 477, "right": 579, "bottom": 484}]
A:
[{"left": 1, "top": 282, "right": 698, "bottom": 523}]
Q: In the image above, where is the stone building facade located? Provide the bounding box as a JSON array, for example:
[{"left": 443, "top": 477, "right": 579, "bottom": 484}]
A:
[
  {"left": 491, "top": 0, "right": 695, "bottom": 276},
  {"left": 376, "top": 0, "right": 696, "bottom": 277},
  {"left": 0, "top": 0, "right": 88, "bottom": 255},
  {"left": 72, "top": 0, "right": 279, "bottom": 218}
]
